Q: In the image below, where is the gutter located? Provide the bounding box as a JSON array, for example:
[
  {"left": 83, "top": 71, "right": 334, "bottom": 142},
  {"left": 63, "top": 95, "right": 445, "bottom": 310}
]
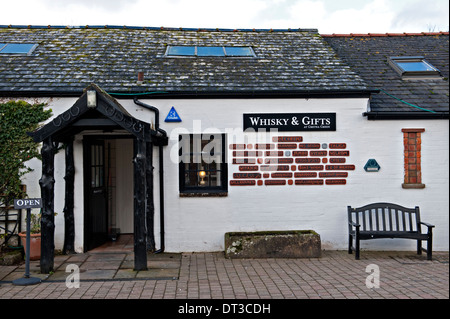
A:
[
  {"left": 0, "top": 88, "right": 375, "bottom": 99},
  {"left": 363, "top": 111, "right": 449, "bottom": 120}
]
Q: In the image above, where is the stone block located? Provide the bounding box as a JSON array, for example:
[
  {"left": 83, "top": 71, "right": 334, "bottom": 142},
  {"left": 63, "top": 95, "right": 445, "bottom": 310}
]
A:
[{"left": 225, "top": 230, "right": 321, "bottom": 258}]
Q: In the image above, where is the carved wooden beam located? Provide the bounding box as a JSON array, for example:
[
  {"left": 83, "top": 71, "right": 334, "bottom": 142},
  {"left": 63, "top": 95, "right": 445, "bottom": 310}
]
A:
[
  {"left": 133, "top": 138, "right": 147, "bottom": 271},
  {"left": 63, "top": 138, "right": 75, "bottom": 254},
  {"left": 39, "top": 137, "right": 55, "bottom": 274},
  {"left": 146, "top": 142, "right": 155, "bottom": 252}
]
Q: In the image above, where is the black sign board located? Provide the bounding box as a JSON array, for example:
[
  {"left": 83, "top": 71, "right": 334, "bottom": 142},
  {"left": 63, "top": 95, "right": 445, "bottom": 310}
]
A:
[
  {"left": 12, "top": 198, "right": 43, "bottom": 286},
  {"left": 243, "top": 113, "right": 336, "bottom": 131},
  {"left": 14, "top": 198, "right": 42, "bottom": 209}
]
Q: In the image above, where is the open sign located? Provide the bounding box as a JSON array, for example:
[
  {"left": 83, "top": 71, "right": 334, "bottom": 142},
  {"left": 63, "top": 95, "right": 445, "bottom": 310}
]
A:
[{"left": 13, "top": 198, "right": 42, "bottom": 209}]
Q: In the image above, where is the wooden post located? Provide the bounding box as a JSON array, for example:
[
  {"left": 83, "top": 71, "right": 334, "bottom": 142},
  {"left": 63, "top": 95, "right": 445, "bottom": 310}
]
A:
[
  {"left": 133, "top": 138, "right": 147, "bottom": 270},
  {"left": 63, "top": 138, "right": 75, "bottom": 254},
  {"left": 146, "top": 141, "right": 156, "bottom": 252},
  {"left": 39, "top": 137, "right": 55, "bottom": 274}
]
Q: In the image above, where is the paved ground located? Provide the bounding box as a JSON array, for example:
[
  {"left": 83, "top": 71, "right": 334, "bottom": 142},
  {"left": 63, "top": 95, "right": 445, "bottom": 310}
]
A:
[{"left": 0, "top": 250, "right": 448, "bottom": 301}]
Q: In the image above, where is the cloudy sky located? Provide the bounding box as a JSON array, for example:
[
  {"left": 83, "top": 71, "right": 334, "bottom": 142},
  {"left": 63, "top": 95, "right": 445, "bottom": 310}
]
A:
[{"left": 2, "top": 0, "right": 449, "bottom": 34}]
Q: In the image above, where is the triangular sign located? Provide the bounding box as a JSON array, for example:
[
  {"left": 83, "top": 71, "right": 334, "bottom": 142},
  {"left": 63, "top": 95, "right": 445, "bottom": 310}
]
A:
[{"left": 165, "top": 106, "right": 182, "bottom": 122}]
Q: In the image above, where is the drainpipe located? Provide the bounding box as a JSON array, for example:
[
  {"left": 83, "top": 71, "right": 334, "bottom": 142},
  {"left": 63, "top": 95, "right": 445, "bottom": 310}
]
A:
[{"left": 133, "top": 98, "right": 166, "bottom": 253}]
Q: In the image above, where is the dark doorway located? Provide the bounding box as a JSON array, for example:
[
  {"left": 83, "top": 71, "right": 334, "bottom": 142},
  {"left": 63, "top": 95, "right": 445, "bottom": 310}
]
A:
[{"left": 84, "top": 138, "right": 108, "bottom": 251}]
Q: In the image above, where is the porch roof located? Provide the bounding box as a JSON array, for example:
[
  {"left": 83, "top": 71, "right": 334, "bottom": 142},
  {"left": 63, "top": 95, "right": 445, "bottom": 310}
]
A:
[{"left": 28, "top": 84, "right": 160, "bottom": 143}]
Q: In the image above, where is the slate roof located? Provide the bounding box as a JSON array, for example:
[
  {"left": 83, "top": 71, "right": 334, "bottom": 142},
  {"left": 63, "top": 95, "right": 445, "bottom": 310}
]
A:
[
  {"left": 323, "top": 32, "right": 449, "bottom": 117},
  {"left": 0, "top": 26, "right": 368, "bottom": 97}
]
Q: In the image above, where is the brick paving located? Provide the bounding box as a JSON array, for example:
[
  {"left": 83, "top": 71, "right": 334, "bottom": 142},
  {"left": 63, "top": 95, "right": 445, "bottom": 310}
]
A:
[{"left": 0, "top": 250, "right": 448, "bottom": 300}]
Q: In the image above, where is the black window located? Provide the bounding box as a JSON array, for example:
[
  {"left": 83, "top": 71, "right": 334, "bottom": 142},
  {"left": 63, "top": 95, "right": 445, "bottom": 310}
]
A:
[{"left": 179, "top": 134, "right": 227, "bottom": 193}]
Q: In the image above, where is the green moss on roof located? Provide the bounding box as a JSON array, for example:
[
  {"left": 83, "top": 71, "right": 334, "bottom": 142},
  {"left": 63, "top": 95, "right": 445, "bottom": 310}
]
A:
[{"left": 0, "top": 26, "right": 368, "bottom": 94}]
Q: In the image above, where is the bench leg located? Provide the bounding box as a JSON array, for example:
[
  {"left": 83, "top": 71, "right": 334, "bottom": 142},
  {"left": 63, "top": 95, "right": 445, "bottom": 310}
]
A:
[
  {"left": 417, "top": 240, "right": 422, "bottom": 255},
  {"left": 427, "top": 238, "right": 432, "bottom": 261},
  {"left": 355, "top": 236, "right": 360, "bottom": 260},
  {"left": 348, "top": 234, "right": 353, "bottom": 254}
]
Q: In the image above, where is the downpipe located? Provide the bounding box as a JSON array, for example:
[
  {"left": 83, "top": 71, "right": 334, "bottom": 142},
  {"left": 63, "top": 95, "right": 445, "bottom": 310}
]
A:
[{"left": 133, "top": 98, "right": 166, "bottom": 253}]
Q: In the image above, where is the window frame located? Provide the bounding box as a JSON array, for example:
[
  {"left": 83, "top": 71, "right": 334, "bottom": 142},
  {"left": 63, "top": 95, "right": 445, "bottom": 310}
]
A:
[
  {"left": 165, "top": 45, "right": 256, "bottom": 58},
  {"left": 388, "top": 56, "right": 441, "bottom": 78},
  {"left": 0, "top": 43, "right": 38, "bottom": 56},
  {"left": 179, "top": 133, "right": 228, "bottom": 195}
]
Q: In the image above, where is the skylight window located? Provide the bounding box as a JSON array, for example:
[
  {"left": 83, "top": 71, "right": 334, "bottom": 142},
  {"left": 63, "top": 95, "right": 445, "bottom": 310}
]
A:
[
  {"left": 166, "top": 46, "right": 255, "bottom": 57},
  {"left": 0, "top": 43, "right": 38, "bottom": 55},
  {"left": 225, "top": 46, "right": 254, "bottom": 56},
  {"left": 166, "top": 46, "right": 195, "bottom": 56},
  {"left": 389, "top": 56, "right": 441, "bottom": 78},
  {"left": 197, "top": 46, "right": 224, "bottom": 56}
]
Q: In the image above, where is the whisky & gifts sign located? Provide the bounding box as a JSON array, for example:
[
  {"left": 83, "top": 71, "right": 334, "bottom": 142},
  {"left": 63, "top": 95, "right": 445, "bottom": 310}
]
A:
[{"left": 243, "top": 113, "right": 336, "bottom": 131}]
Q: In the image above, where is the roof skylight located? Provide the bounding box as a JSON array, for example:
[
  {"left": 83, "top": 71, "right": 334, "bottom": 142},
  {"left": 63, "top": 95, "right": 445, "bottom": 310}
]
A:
[
  {"left": 389, "top": 56, "right": 441, "bottom": 78},
  {"left": 166, "top": 46, "right": 255, "bottom": 57},
  {"left": 0, "top": 43, "right": 38, "bottom": 55}
]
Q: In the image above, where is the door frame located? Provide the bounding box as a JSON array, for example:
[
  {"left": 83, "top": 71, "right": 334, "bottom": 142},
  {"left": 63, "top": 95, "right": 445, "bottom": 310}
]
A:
[
  {"left": 83, "top": 136, "right": 108, "bottom": 252},
  {"left": 83, "top": 134, "right": 134, "bottom": 252}
]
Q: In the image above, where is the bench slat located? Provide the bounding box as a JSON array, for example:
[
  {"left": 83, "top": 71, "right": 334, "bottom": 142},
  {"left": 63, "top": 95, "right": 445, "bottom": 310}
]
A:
[
  {"left": 388, "top": 209, "right": 392, "bottom": 230},
  {"left": 381, "top": 208, "right": 386, "bottom": 231},
  {"left": 395, "top": 209, "right": 400, "bottom": 231},
  {"left": 408, "top": 212, "right": 414, "bottom": 232}
]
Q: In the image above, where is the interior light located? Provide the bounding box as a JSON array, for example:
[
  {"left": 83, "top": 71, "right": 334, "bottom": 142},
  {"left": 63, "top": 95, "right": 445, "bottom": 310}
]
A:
[{"left": 199, "top": 170, "right": 206, "bottom": 185}]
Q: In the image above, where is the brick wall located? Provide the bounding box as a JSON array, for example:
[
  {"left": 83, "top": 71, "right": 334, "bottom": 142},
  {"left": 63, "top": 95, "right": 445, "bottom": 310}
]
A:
[
  {"left": 230, "top": 136, "right": 354, "bottom": 187},
  {"left": 402, "top": 128, "right": 425, "bottom": 189}
]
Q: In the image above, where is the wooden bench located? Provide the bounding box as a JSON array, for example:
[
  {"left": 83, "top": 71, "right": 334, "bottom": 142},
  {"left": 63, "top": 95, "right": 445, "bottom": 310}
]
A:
[{"left": 348, "top": 203, "right": 434, "bottom": 260}]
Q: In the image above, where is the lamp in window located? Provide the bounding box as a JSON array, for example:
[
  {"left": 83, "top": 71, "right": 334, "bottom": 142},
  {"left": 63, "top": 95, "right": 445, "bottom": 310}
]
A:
[
  {"left": 199, "top": 170, "right": 206, "bottom": 185},
  {"left": 87, "top": 90, "right": 97, "bottom": 108}
]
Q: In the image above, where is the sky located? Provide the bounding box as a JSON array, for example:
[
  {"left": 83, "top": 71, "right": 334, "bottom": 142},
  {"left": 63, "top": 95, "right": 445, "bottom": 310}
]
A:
[{"left": 2, "top": 0, "right": 449, "bottom": 34}]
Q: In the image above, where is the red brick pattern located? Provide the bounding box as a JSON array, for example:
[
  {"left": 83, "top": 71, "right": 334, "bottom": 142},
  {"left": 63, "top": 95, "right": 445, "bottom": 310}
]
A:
[
  {"left": 230, "top": 136, "right": 354, "bottom": 186},
  {"left": 402, "top": 128, "right": 425, "bottom": 186}
]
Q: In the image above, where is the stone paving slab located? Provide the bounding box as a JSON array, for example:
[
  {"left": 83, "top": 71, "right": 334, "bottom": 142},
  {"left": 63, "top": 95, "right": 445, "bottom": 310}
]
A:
[{"left": 0, "top": 252, "right": 181, "bottom": 283}]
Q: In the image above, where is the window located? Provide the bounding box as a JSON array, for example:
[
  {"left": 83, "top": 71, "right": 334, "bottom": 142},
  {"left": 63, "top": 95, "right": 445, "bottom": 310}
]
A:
[
  {"left": 389, "top": 56, "right": 441, "bottom": 78},
  {"left": 197, "top": 46, "right": 224, "bottom": 56},
  {"left": 179, "top": 134, "right": 227, "bottom": 194},
  {"left": 402, "top": 128, "right": 425, "bottom": 189},
  {"left": 166, "top": 46, "right": 195, "bottom": 56},
  {"left": 0, "top": 43, "right": 38, "bottom": 55},
  {"left": 225, "top": 46, "right": 254, "bottom": 56},
  {"left": 166, "top": 46, "right": 255, "bottom": 57}
]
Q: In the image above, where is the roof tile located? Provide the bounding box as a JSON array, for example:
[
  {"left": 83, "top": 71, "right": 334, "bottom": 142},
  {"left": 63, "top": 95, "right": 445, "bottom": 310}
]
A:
[
  {"left": 0, "top": 26, "right": 367, "bottom": 95},
  {"left": 323, "top": 33, "right": 449, "bottom": 113}
]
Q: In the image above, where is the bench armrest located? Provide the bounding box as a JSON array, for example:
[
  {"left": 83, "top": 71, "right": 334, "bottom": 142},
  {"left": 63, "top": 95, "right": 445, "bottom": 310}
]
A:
[
  {"left": 420, "top": 221, "right": 435, "bottom": 228},
  {"left": 349, "top": 221, "right": 360, "bottom": 228}
]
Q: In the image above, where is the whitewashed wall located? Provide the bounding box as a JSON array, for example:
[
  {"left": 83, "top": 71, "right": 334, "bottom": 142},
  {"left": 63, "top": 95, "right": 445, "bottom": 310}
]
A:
[{"left": 21, "top": 96, "right": 449, "bottom": 253}]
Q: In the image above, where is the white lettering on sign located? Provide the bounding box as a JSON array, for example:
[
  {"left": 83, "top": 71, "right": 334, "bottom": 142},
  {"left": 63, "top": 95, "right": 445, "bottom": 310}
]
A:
[
  {"left": 302, "top": 116, "right": 331, "bottom": 126},
  {"left": 13, "top": 198, "right": 42, "bottom": 209},
  {"left": 249, "top": 117, "right": 290, "bottom": 126},
  {"left": 244, "top": 113, "right": 336, "bottom": 131}
]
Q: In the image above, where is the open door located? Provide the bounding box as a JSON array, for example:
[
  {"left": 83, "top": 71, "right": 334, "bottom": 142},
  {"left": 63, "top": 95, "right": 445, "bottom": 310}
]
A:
[{"left": 84, "top": 138, "right": 108, "bottom": 251}]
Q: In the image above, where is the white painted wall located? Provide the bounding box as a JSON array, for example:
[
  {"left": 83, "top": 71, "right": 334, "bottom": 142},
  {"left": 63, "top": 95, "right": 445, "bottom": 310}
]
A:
[
  {"left": 114, "top": 139, "right": 134, "bottom": 233},
  {"left": 21, "top": 96, "right": 449, "bottom": 253}
]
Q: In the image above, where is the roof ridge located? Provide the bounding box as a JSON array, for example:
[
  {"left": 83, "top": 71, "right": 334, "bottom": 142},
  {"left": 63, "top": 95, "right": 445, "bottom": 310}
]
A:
[
  {"left": 321, "top": 31, "right": 449, "bottom": 37},
  {"left": 0, "top": 24, "right": 318, "bottom": 32}
]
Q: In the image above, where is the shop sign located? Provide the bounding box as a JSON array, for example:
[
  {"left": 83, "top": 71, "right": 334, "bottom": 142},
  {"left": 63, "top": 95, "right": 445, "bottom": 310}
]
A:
[
  {"left": 243, "top": 113, "right": 336, "bottom": 131},
  {"left": 14, "top": 198, "right": 42, "bottom": 209}
]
